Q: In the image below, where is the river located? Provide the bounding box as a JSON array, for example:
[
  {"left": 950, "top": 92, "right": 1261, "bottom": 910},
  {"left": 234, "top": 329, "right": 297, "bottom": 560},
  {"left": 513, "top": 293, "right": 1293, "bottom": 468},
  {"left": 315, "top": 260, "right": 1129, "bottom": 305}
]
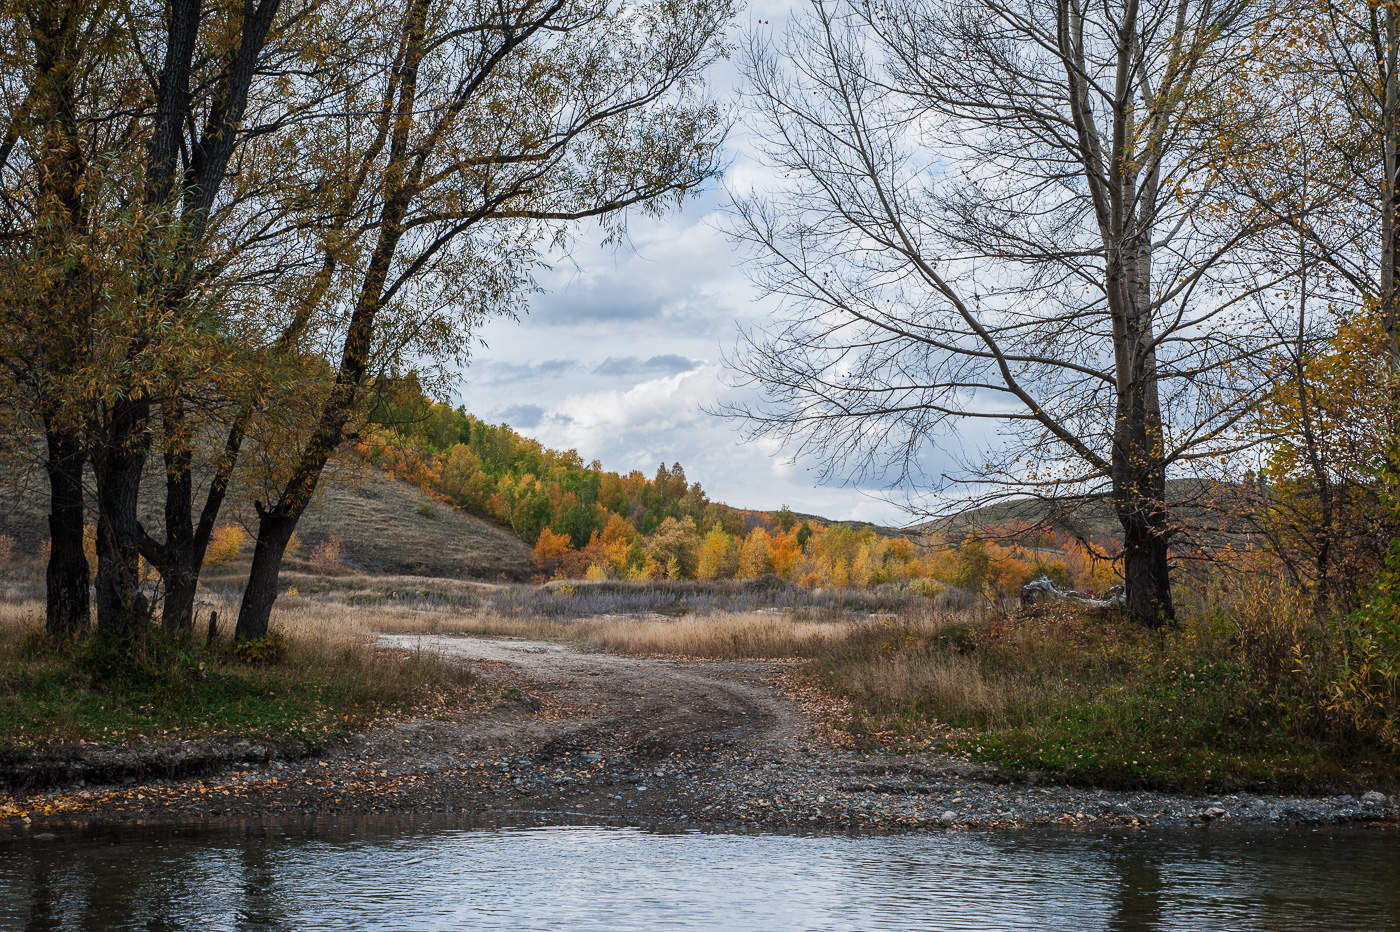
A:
[{"left": 2, "top": 819, "right": 1397, "bottom": 930}]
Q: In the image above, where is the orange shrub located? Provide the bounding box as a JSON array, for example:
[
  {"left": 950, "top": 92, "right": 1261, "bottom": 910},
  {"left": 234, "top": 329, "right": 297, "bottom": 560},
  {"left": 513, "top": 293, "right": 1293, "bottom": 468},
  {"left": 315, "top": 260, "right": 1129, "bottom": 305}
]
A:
[{"left": 533, "top": 528, "right": 573, "bottom": 569}]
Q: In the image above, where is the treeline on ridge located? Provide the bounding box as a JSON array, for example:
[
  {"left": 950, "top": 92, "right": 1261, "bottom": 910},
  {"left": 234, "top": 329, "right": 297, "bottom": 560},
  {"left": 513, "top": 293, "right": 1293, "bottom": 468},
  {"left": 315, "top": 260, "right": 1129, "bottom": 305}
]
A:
[{"left": 360, "top": 376, "right": 1118, "bottom": 595}]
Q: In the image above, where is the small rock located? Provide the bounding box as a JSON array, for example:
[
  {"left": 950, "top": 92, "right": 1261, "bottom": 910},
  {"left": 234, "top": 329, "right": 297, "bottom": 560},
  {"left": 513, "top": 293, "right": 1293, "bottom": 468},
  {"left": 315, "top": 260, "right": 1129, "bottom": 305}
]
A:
[{"left": 1361, "top": 791, "right": 1388, "bottom": 808}]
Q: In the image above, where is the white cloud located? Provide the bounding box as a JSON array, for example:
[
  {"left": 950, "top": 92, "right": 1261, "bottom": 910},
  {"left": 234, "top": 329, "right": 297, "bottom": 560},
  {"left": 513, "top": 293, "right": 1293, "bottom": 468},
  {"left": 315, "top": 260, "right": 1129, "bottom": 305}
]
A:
[
  {"left": 445, "top": 0, "right": 978, "bottom": 528},
  {"left": 488, "top": 364, "right": 910, "bottom": 524}
]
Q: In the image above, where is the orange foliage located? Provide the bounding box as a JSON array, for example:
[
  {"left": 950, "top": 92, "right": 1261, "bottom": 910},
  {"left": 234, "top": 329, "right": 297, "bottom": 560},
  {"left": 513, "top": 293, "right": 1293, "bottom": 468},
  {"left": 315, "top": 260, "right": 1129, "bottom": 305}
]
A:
[{"left": 533, "top": 528, "right": 573, "bottom": 569}]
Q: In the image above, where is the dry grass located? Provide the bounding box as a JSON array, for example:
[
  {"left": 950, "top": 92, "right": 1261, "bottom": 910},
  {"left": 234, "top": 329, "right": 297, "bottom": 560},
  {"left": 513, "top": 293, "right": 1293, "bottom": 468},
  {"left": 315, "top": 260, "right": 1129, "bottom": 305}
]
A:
[
  {"left": 0, "top": 598, "right": 39, "bottom": 630},
  {"left": 433, "top": 610, "right": 864, "bottom": 659},
  {"left": 257, "top": 593, "right": 868, "bottom": 659},
  {"left": 830, "top": 649, "right": 1046, "bottom": 730}
]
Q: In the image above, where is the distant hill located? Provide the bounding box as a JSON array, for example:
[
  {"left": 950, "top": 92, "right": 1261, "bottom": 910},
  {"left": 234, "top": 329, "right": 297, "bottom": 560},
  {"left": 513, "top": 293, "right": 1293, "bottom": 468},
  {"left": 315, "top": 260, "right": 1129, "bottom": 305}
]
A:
[
  {"left": 786, "top": 511, "right": 907, "bottom": 538},
  {"left": 911, "top": 477, "right": 1248, "bottom": 548},
  {"left": 916, "top": 495, "right": 1121, "bottom": 543}
]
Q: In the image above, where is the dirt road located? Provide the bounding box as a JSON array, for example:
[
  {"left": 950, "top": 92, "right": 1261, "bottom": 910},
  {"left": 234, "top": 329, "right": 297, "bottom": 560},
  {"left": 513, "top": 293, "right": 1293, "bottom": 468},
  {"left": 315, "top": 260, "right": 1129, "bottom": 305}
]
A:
[{"left": 2, "top": 635, "right": 1394, "bottom": 834}]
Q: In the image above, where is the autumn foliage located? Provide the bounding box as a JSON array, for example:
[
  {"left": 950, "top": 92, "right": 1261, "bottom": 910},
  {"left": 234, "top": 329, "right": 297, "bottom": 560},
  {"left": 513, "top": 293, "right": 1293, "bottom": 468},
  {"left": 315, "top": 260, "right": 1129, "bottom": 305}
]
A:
[{"left": 357, "top": 376, "right": 1122, "bottom": 595}]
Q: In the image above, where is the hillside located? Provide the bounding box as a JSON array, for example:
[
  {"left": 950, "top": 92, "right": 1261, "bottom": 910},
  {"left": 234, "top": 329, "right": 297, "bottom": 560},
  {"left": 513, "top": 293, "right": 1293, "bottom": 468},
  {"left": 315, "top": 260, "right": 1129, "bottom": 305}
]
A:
[
  {"left": 913, "top": 477, "right": 1249, "bottom": 549},
  {"left": 0, "top": 461, "right": 535, "bottom": 582},
  {"left": 283, "top": 471, "right": 534, "bottom": 579}
]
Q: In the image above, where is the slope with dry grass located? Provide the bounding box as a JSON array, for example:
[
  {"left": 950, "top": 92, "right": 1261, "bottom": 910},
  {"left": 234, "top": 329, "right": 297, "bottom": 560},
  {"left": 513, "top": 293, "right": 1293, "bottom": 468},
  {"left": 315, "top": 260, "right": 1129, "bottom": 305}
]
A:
[{"left": 0, "top": 459, "right": 535, "bottom": 582}]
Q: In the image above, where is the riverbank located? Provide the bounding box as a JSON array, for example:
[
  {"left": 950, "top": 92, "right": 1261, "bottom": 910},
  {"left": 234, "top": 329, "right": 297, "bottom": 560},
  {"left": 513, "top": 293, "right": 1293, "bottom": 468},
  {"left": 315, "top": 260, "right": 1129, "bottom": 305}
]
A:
[
  {"left": 0, "top": 598, "right": 495, "bottom": 795},
  {"left": 2, "top": 632, "right": 1396, "bottom": 837}
]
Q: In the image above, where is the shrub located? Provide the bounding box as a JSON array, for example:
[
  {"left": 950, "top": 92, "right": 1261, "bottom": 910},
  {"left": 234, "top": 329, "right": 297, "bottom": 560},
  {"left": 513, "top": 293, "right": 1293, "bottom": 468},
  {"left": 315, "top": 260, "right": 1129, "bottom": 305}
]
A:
[
  {"left": 1329, "top": 543, "right": 1400, "bottom": 751},
  {"left": 205, "top": 525, "right": 247, "bottom": 565},
  {"left": 309, "top": 533, "right": 344, "bottom": 571},
  {"left": 231, "top": 634, "right": 290, "bottom": 665},
  {"left": 1024, "top": 559, "right": 1073, "bottom": 590},
  {"left": 77, "top": 627, "right": 205, "bottom": 688}
]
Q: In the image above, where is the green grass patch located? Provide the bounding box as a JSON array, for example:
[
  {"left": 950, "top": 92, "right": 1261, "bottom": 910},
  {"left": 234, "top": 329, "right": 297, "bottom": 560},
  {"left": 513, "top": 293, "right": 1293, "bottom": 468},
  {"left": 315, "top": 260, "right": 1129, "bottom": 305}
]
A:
[
  {"left": 811, "top": 608, "right": 1400, "bottom": 795},
  {"left": 0, "top": 628, "right": 479, "bottom": 755}
]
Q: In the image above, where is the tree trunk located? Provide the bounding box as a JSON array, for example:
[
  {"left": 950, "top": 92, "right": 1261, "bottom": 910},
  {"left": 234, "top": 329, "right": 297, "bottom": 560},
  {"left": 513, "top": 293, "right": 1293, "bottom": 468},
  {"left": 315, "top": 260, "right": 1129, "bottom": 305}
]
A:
[
  {"left": 1118, "top": 493, "right": 1173, "bottom": 626},
  {"left": 154, "top": 396, "right": 198, "bottom": 635},
  {"left": 1107, "top": 218, "right": 1174, "bottom": 626},
  {"left": 92, "top": 401, "right": 151, "bottom": 640},
  {"left": 234, "top": 509, "right": 298, "bottom": 640},
  {"left": 44, "top": 426, "right": 89, "bottom": 638},
  {"left": 160, "top": 552, "right": 198, "bottom": 635},
  {"left": 1111, "top": 380, "right": 1175, "bottom": 626}
]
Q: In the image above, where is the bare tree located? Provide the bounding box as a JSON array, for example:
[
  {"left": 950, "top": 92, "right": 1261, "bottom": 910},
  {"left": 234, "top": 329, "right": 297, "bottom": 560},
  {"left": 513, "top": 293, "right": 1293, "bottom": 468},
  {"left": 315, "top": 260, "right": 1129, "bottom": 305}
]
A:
[
  {"left": 1203, "top": 0, "right": 1400, "bottom": 609},
  {"left": 727, "top": 0, "right": 1276, "bottom": 625}
]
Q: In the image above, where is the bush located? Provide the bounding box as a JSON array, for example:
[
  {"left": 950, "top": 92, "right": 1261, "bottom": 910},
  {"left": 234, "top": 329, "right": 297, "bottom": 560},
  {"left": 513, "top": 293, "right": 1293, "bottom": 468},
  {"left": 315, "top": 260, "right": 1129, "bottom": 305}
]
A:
[
  {"left": 231, "top": 634, "right": 290, "bottom": 666},
  {"left": 76, "top": 627, "right": 205, "bottom": 689},
  {"left": 1329, "top": 543, "right": 1400, "bottom": 752},
  {"left": 308, "top": 533, "right": 343, "bottom": 571},
  {"left": 205, "top": 525, "right": 247, "bottom": 565}
]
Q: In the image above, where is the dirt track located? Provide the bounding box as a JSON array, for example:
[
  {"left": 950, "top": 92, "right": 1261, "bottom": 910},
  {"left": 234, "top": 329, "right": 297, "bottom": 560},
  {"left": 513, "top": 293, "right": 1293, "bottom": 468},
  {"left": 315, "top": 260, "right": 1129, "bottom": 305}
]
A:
[
  {"left": 2, "top": 635, "right": 1396, "bottom": 835},
  {"left": 375, "top": 634, "right": 808, "bottom": 762}
]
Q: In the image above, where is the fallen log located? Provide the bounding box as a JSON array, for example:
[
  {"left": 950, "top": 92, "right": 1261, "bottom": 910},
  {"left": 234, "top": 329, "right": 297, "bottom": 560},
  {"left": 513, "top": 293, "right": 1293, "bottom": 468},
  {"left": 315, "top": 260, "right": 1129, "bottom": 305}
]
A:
[{"left": 1019, "top": 575, "right": 1125, "bottom": 611}]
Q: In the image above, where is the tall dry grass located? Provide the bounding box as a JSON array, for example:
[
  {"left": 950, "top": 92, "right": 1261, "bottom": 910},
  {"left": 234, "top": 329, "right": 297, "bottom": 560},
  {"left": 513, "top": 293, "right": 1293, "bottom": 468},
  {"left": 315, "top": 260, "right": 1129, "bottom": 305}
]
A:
[
  {"left": 258, "top": 591, "right": 868, "bottom": 659},
  {"left": 420, "top": 609, "right": 866, "bottom": 658}
]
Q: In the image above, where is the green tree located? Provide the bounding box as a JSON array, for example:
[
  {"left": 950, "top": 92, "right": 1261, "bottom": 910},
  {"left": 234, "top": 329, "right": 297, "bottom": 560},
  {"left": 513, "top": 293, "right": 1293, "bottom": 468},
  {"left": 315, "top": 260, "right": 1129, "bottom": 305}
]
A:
[{"left": 643, "top": 517, "right": 702, "bottom": 578}]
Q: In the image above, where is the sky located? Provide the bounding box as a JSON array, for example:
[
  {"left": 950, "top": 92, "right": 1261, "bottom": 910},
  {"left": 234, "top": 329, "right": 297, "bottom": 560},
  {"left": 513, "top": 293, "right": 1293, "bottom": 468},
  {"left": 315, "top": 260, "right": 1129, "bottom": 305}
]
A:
[{"left": 452, "top": 1, "right": 947, "bottom": 528}]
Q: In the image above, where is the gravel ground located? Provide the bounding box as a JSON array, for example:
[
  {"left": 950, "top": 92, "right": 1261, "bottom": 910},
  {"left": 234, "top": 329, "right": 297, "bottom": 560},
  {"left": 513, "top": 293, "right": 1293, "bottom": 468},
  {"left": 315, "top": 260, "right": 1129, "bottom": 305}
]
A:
[{"left": 2, "top": 635, "right": 1396, "bottom": 837}]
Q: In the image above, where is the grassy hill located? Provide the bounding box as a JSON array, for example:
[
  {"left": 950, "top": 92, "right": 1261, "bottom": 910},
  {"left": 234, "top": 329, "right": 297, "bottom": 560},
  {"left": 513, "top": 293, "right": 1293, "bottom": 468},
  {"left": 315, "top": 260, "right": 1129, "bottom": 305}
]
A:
[{"left": 0, "top": 461, "right": 535, "bottom": 582}]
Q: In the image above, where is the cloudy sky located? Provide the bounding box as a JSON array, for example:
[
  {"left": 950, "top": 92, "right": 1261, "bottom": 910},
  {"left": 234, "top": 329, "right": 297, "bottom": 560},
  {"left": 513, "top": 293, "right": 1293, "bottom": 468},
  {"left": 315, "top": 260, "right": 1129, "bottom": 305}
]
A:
[{"left": 454, "top": 2, "right": 954, "bottom": 527}]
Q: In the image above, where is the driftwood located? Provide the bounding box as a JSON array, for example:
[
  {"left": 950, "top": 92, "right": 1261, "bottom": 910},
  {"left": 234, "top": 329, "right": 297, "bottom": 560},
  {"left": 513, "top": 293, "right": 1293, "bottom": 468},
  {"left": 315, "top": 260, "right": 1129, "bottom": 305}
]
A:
[{"left": 1019, "top": 575, "right": 1125, "bottom": 611}]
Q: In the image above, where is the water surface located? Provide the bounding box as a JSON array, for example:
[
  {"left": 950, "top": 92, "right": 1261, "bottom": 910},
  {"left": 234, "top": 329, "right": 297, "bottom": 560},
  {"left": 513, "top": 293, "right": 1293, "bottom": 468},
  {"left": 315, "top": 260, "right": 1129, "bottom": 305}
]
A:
[{"left": 2, "top": 820, "right": 1396, "bottom": 930}]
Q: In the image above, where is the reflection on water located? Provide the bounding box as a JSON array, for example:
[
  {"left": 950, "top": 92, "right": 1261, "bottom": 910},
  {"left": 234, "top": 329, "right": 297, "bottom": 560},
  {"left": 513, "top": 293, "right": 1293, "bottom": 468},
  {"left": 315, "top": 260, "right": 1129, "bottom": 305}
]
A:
[{"left": 1, "top": 820, "right": 1397, "bottom": 931}]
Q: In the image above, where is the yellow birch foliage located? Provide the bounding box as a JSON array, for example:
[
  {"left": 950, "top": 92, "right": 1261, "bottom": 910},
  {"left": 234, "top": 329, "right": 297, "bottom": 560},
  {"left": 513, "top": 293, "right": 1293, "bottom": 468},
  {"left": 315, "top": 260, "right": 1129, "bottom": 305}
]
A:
[
  {"left": 533, "top": 528, "right": 573, "bottom": 568},
  {"left": 696, "top": 525, "right": 738, "bottom": 579},
  {"left": 738, "top": 528, "right": 774, "bottom": 577}
]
